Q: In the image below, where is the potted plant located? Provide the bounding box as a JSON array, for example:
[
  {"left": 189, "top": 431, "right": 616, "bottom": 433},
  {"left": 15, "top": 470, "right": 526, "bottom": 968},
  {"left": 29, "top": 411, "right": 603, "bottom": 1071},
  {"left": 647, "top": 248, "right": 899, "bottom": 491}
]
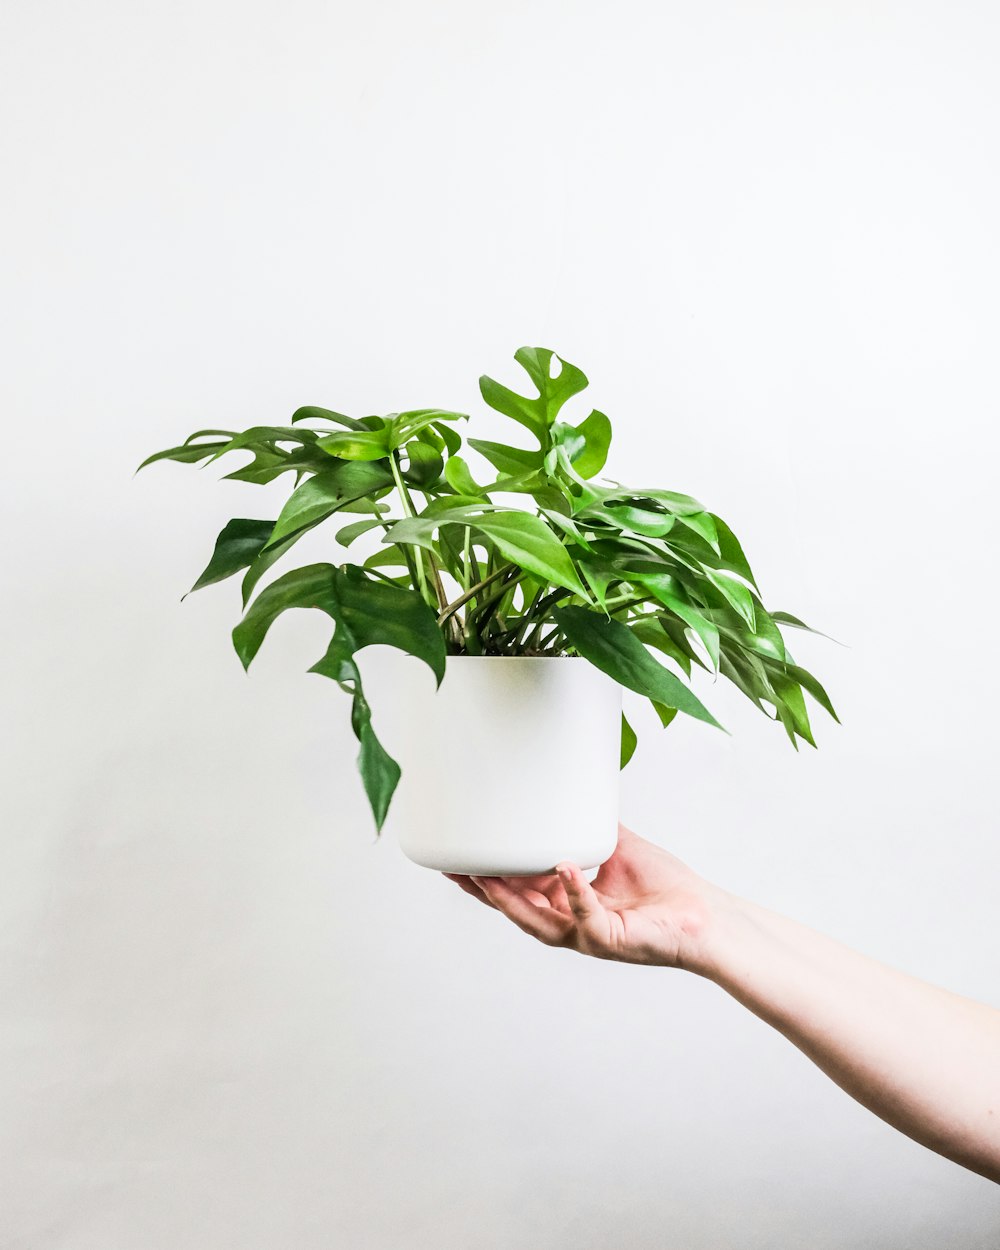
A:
[{"left": 139, "top": 347, "right": 837, "bottom": 874}]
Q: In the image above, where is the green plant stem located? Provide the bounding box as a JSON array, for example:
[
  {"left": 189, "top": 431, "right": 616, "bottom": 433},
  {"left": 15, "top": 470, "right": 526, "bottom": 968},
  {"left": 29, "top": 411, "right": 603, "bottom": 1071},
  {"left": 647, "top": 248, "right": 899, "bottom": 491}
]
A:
[
  {"left": 387, "top": 453, "right": 432, "bottom": 605},
  {"left": 470, "top": 569, "right": 521, "bottom": 637},
  {"left": 508, "top": 588, "right": 545, "bottom": 653},
  {"left": 438, "top": 562, "right": 515, "bottom": 627},
  {"left": 462, "top": 529, "right": 472, "bottom": 594},
  {"left": 538, "top": 627, "right": 566, "bottom": 653}
]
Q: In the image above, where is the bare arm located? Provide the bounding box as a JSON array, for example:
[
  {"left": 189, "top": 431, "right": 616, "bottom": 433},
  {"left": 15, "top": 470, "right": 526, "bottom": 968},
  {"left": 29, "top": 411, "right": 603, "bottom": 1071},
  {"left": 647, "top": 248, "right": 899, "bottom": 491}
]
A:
[{"left": 447, "top": 824, "right": 1000, "bottom": 1184}]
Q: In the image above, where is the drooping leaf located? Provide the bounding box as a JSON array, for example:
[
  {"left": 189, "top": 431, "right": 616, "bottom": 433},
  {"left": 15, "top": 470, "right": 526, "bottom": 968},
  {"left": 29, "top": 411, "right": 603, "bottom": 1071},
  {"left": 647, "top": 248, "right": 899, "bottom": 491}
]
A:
[
  {"left": 628, "top": 617, "right": 693, "bottom": 678},
  {"left": 769, "top": 671, "right": 816, "bottom": 748},
  {"left": 554, "top": 607, "right": 724, "bottom": 730},
  {"left": 188, "top": 519, "right": 275, "bottom": 594},
  {"left": 266, "top": 461, "right": 393, "bottom": 547},
  {"left": 712, "top": 515, "right": 757, "bottom": 588},
  {"left": 623, "top": 569, "right": 721, "bottom": 670},
  {"left": 345, "top": 682, "right": 401, "bottom": 829},
  {"left": 775, "top": 662, "right": 840, "bottom": 722},
  {"left": 676, "top": 511, "right": 720, "bottom": 551},
  {"left": 233, "top": 563, "right": 445, "bottom": 830},
  {"left": 707, "top": 570, "right": 756, "bottom": 630},
  {"left": 650, "top": 700, "right": 678, "bottom": 729},
  {"left": 306, "top": 565, "right": 446, "bottom": 685},
  {"left": 241, "top": 531, "right": 303, "bottom": 607},
  {"left": 620, "top": 712, "right": 637, "bottom": 768},
  {"left": 307, "top": 567, "right": 448, "bottom": 827}
]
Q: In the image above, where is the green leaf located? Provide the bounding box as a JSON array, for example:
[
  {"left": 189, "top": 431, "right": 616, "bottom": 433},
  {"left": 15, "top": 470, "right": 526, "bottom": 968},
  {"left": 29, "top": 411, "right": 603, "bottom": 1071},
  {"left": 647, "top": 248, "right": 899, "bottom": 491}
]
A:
[
  {"left": 621, "top": 569, "right": 721, "bottom": 670},
  {"left": 316, "top": 429, "right": 390, "bottom": 460},
  {"left": 720, "top": 650, "right": 771, "bottom": 714},
  {"left": 233, "top": 563, "right": 446, "bottom": 831},
  {"left": 620, "top": 713, "right": 637, "bottom": 768},
  {"left": 611, "top": 486, "right": 705, "bottom": 516},
  {"left": 306, "top": 564, "right": 446, "bottom": 686},
  {"left": 628, "top": 617, "right": 693, "bottom": 677},
  {"left": 704, "top": 602, "right": 786, "bottom": 663},
  {"left": 781, "top": 663, "right": 840, "bottom": 722},
  {"left": 771, "top": 611, "right": 841, "bottom": 644},
  {"left": 135, "top": 440, "right": 230, "bottom": 472},
  {"left": 240, "top": 531, "right": 302, "bottom": 607},
  {"left": 650, "top": 700, "right": 678, "bottom": 729},
  {"left": 467, "top": 438, "right": 543, "bottom": 477},
  {"left": 571, "top": 410, "right": 612, "bottom": 478},
  {"left": 386, "top": 509, "right": 590, "bottom": 600},
  {"left": 554, "top": 607, "right": 724, "bottom": 730},
  {"left": 389, "top": 408, "right": 467, "bottom": 448},
  {"left": 346, "top": 684, "right": 401, "bottom": 829},
  {"left": 188, "top": 519, "right": 275, "bottom": 594},
  {"left": 400, "top": 441, "right": 444, "bottom": 488},
  {"left": 183, "top": 428, "right": 236, "bottom": 444},
  {"left": 770, "top": 671, "right": 816, "bottom": 748},
  {"left": 469, "top": 513, "right": 590, "bottom": 600},
  {"left": 201, "top": 427, "right": 320, "bottom": 469},
  {"left": 307, "top": 567, "right": 448, "bottom": 827},
  {"left": 712, "top": 515, "right": 757, "bottom": 587},
  {"left": 602, "top": 503, "right": 676, "bottom": 538},
  {"left": 479, "top": 347, "right": 589, "bottom": 438},
  {"left": 291, "top": 406, "right": 366, "bottom": 430},
  {"left": 444, "top": 455, "right": 485, "bottom": 497},
  {"left": 435, "top": 421, "right": 463, "bottom": 456},
  {"left": 335, "top": 517, "right": 387, "bottom": 547},
  {"left": 677, "top": 511, "right": 720, "bottom": 550},
  {"left": 266, "top": 461, "right": 393, "bottom": 548},
  {"left": 220, "top": 447, "right": 291, "bottom": 484},
  {"left": 707, "top": 570, "right": 756, "bottom": 630}
]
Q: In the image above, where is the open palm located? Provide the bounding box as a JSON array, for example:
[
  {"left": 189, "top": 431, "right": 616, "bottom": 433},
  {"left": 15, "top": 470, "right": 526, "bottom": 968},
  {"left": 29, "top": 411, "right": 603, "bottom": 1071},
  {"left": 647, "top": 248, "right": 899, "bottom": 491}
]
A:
[{"left": 445, "top": 823, "right": 719, "bottom": 969}]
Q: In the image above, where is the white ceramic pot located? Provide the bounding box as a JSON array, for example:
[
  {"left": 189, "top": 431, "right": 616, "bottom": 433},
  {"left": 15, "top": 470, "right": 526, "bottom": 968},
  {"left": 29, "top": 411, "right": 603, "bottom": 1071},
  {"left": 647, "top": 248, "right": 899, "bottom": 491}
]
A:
[{"left": 362, "top": 650, "right": 622, "bottom": 876}]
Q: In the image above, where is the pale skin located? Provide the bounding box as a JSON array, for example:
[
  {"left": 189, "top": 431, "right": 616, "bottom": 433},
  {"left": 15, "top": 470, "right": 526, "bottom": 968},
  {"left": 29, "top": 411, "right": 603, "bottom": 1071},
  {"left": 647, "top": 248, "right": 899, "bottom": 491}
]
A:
[{"left": 445, "top": 824, "right": 1000, "bottom": 1185}]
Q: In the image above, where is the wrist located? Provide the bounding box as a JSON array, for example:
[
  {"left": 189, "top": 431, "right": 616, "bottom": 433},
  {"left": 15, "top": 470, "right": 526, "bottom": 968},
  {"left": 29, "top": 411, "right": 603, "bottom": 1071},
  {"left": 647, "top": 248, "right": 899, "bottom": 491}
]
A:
[{"left": 675, "top": 881, "right": 753, "bottom": 979}]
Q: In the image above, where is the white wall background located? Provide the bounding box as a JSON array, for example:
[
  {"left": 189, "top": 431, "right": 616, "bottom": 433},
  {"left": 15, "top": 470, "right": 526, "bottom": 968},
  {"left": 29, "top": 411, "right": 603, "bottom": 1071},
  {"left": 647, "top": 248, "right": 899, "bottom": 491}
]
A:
[{"left": 2, "top": 1, "right": 999, "bottom": 1245}]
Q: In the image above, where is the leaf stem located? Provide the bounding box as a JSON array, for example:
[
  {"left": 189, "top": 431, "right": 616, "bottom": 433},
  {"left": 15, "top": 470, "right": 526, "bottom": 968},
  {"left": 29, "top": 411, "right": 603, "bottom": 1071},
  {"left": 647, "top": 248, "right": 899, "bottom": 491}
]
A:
[
  {"left": 438, "top": 562, "right": 515, "bottom": 627},
  {"left": 389, "top": 451, "right": 437, "bottom": 609}
]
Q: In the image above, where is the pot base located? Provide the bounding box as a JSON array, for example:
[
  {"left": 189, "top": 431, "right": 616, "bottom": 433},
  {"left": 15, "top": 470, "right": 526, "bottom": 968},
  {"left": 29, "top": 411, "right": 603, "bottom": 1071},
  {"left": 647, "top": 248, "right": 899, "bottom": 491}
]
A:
[{"left": 407, "top": 852, "right": 605, "bottom": 880}]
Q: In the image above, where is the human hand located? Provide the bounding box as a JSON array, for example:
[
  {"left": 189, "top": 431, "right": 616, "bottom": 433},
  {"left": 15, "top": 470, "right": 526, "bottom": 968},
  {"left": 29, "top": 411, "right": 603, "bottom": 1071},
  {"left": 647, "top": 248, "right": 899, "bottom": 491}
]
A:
[{"left": 444, "top": 823, "right": 729, "bottom": 972}]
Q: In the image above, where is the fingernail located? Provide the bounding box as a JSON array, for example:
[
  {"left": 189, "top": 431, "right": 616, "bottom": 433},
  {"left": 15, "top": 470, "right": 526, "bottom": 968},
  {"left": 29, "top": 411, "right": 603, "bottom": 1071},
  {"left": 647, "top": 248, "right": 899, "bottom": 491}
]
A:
[
  {"left": 471, "top": 876, "right": 486, "bottom": 887},
  {"left": 555, "top": 863, "right": 571, "bottom": 880}
]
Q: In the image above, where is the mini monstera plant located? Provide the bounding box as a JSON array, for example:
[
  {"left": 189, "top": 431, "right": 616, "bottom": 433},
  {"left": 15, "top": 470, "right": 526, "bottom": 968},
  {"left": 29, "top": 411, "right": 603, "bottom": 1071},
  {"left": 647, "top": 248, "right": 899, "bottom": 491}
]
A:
[{"left": 140, "top": 347, "right": 837, "bottom": 830}]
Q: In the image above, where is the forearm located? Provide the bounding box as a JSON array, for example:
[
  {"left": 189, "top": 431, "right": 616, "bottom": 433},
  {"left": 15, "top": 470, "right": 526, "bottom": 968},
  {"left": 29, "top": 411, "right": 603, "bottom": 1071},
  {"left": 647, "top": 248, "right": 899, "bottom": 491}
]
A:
[{"left": 696, "top": 892, "right": 1000, "bottom": 1183}]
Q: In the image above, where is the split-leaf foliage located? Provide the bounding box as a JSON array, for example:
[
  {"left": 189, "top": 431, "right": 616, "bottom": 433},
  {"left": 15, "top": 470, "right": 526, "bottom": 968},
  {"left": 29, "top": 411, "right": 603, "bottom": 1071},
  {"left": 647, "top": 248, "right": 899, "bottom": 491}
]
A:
[{"left": 140, "top": 347, "right": 837, "bottom": 830}]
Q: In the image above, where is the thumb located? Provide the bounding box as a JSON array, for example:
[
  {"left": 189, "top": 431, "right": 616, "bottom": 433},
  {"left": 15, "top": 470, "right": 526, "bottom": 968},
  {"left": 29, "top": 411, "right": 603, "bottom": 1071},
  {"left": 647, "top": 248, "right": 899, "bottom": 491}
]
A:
[{"left": 555, "top": 862, "right": 604, "bottom": 928}]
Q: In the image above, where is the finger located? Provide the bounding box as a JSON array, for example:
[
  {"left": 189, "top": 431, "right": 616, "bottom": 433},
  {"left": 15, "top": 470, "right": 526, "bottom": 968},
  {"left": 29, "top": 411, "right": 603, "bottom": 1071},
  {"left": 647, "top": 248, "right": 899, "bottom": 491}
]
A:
[
  {"left": 554, "top": 862, "right": 608, "bottom": 937},
  {"left": 471, "top": 876, "right": 573, "bottom": 946},
  {"left": 500, "top": 877, "right": 557, "bottom": 909},
  {"left": 443, "top": 872, "right": 497, "bottom": 909}
]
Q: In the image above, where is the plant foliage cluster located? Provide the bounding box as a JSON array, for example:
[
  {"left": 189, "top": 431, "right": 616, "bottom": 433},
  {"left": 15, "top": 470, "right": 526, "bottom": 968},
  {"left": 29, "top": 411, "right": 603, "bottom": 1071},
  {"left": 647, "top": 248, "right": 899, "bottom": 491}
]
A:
[{"left": 141, "top": 348, "right": 837, "bottom": 830}]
